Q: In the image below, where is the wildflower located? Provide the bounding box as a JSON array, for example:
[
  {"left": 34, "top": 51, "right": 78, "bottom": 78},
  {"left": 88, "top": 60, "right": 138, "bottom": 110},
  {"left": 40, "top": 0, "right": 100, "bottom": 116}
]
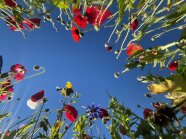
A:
[
  {"left": 72, "top": 26, "right": 80, "bottom": 42},
  {"left": 168, "top": 61, "right": 178, "bottom": 71},
  {"left": 6, "top": 17, "right": 25, "bottom": 31},
  {"left": 73, "top": 14, "right": 87, "bottom": 28},
  {"left": 66, "top": 81, "right": 72, "bottom": 89},
  {"left": 3, "top": 0, "right": 17, "bottom": 8},
  {"left": 86, "top": 104, "right": 103, "bottom": 120},
  {"left": 126, "top": 43, "right": 143, "bottom": 56},
  {"left": 65, "top": 105, "right": 78, "bottom": 122},
  {"left": 10, "top": 64, "right": 27, "bottom": 80},
  {"left": 130, "top": 18, "right": 138, "bottom": 31},
  {"left": 86, "top": 6, "right": 111, "bottom": 26},
  {"left": 23, "top": 18, "right": 41, "bottom": 30},
  {"left": 143, "top": 108, "right": 152, "bottom": 119},
  {"left": 27, "top": 90, "right": 44, "bottom": 109}
]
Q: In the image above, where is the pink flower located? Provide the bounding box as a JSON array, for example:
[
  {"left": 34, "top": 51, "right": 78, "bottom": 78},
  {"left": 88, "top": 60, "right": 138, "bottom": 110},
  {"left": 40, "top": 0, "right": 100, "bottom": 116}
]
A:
[
  {"left": 71, "top": 26, "right": 80, "bottom": 42},
  {"left": 65, "top": 105, "right": 78, "bottom": 122},
  {"left": 23, "top": 18, "right": 41, "bottom": 30},
  {"left": 73, "top": 14, "right": 87, "bottom": 28},
  {"left": 10, "top": 64, "right": 27, "bottom": 80},
  {"left": 27, "top": 90, "right": 44, "bottom": 109},
  {"left": 126, "top": 43, "right": 143, "bottom": 56},
  {"left": 86, "top": 6, "right": 111, "bottom": 26},
  {"left": 3, "top": 0, "right": 17, "bottom": 8},
  {"left": 168, "top": 61, "right": 178, "bottom": 71}
]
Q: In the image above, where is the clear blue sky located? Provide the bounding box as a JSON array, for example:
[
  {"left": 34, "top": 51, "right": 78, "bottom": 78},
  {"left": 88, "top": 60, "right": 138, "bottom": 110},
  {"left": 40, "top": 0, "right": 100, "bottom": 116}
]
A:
[{"left": 0, "top": 16, "right": 180, "bottom": 137}]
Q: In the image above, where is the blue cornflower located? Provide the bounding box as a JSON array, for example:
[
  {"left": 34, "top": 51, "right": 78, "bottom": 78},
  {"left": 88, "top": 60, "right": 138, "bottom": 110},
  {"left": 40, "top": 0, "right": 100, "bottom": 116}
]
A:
[{"left": 86, "top": 104, "right": 102, "bottom": 120}]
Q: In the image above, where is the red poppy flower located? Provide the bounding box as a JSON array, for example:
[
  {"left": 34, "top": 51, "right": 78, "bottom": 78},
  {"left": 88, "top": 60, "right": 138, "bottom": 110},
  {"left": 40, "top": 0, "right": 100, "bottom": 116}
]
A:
[
  {"left": 181, "top": 107, "right": 186, "bottom": 115},
  {"left": 2, "top": 80, "right": 14, "bottom": 93},
  {"left": 168, "top": 61, "right": 178, "bottom": 71},
  {"left": 27, "top": 90, "right": 44, "bottom": 109},
  {"left": 126, "top": 43, "right": 143, "bottom": 56},
  {"left": 99, "top": 108, "right": 109, "bottom": 119},
  {"left": 130, "top": 18, "right": 138, "bottom": 31},
  {"left": 143, "top": 108, "right": 152, "bottom": 119},
  {"left": 4, "top": 0, "right": 17, "bottom": 8},
  {"left": 23, "top": 18, "right": 41, "bottom": 30},
  {"left": 73, "top": 14, "right": 87, "bottom": 28},
  {"left": 72, "top": 26, "right": 80, "bottom": 42},
  {"left": 72, "top": 4, "right": 82, "bottom": 14},
  {"left": 65, "top": 105, "right": 78, "bottom": 122},
  {"left": 10, "top": 64, "right": 27, "bottom": 80},
  {"left": 7, "top": 17, "right": 25, "bottom": 31},
  {"left": 86, "top": 6, "right": 111, "bottom": 26}
]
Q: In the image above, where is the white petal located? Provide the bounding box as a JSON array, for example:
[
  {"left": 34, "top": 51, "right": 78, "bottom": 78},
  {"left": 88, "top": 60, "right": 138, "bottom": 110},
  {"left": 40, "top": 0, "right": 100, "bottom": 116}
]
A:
[{"left": 27, "top": 99, "right": 38, "bottom": 109}]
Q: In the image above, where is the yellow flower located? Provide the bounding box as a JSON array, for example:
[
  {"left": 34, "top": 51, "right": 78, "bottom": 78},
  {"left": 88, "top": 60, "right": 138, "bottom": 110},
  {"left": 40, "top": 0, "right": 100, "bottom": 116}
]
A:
[{"left": 66, "top": 82, "right": 72, "bottom": 89}]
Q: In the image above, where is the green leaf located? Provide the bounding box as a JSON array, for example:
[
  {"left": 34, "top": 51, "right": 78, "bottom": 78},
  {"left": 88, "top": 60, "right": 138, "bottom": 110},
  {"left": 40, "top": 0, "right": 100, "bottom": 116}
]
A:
[{"left": 52, "top": 0, "right": 70, "bottom": 9}]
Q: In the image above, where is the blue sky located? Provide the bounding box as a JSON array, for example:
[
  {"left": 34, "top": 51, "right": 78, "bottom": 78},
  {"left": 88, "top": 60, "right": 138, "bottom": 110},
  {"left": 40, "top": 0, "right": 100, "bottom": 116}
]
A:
[{"left": 0, "top": 15, "right": 180, "bottom": 137}]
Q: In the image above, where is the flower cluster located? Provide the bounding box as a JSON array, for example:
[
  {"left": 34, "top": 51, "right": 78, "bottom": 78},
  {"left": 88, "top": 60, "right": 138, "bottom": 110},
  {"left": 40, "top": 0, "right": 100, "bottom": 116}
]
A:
[{"left": 71, "top": 5, "right": 111, "bottom": 42}]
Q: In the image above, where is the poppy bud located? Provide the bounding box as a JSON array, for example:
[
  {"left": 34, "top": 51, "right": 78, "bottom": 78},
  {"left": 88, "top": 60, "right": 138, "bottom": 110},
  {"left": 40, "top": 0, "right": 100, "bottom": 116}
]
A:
[
  {"left": 130, "top": 18, "right": 138, "bottom": 31},
  {"left": 106, "top": 46, "right": 112, "bottom": 52},
  {"left": 114, "top": 72, "right": 120, "bottom": 78},
  {"left": 33, "top": 65, "right": 40, "bottom": 70}
]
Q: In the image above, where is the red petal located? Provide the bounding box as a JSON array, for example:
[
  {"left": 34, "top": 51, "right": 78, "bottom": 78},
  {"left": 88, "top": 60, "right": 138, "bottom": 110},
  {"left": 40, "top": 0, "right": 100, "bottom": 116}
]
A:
[
  {"left": 71, "top": 26, "right": 80, "bottom": 42},
  {"left": 0, "top": 93, "right": 8, "bottom": 101},
  {"left": 168, "top": 61, "right": 178, "bottom": 71},
  {"left": 65, "top": 105, "right": 78, "bottom": 122},
  {"left": 73, "top": 14, "right": 87, "bottom": 28},
  {"left": 126, "top": 43, "right": 143, "bottom": 56},
  {"left": 31, "top": 90, "right": 44, "bottom": 102},
  {"left": 130, "top": 18, "right": 138, "bottom": 31},
  {"left": 143, "top": 108, "right": 152, "bottom": 119},
  {"left": 99, "top": 108, "right": 109, "bottom": 119},
  {"left": 86, "top": 6, "right": 111, "bottom": 26},
  {"left": 23, "top": 18, "right": 41, "bottom": 30},
  {"left": 4, "top": 0, "right": 17, "bottom": 8}
]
